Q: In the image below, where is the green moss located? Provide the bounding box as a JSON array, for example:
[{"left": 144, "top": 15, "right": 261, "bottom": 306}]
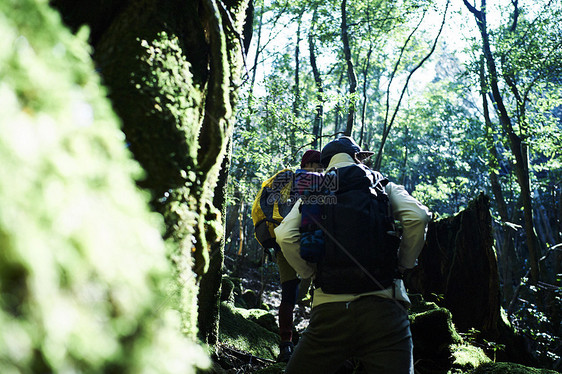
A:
[
  {"left": 221, "top": 277, "right": 236, "bottom": 303},
  {"left": 469, "top": 362, "right": 559, "bottom": 374},
  {"left": 235, "top": 308, "right": 278, "bottom": 334},
  {"left": 450, "top": 344, "right": 491, "bottom": 371},
  {"left": 136, "top": 32, "right": 203, "bottom": 168},
  {"left": 123, "top": 30, "right": 206, "bottom": 339},
  {"left": 0, "top": 0, "right": 208, "bottom": 372},
  {"left": 409, "top": 293, "right": 440, "bottom": 314},
  {"left": 411, "top": 307, "right": 463, "bottom": 358},
  {"left": 409, "top": 301, "right": 471, "bottom": 374},
  {"left": 134, "top": 32, "right": 205, "bottom": 327},
  {"left": 499, "top": 307, "right": 511, "bottom": 329},
  {"left": 254, "top": 363, "right": 287, "bottom": 374},
  {"left": 219, "top": 303, "right": 280, "bottom": 360}
]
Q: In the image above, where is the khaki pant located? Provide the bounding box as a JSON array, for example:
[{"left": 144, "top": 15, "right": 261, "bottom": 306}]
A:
[
  {"left": 285, "top": 296, "right": 413, "bottom": 374},
  {"left": 276, "top": 250, "right": 298, "bottom": 284}
]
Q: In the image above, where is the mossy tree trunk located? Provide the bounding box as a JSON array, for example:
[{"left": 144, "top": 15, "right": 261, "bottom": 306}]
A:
[
  {"left": 197, "top": 141, "right": 231, "bottom": 346},
  {"left": 406, "top": 194, "right": 502, "bottom": 336},
  {"left": 51, "top": 0, "right": 252, "bottom": 343}
]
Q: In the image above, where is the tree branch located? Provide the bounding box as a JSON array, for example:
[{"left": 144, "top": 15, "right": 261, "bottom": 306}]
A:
[
  {"left": 374, "top": 0, "right": 450, "bottom": 170},
  {"left": 382, "top": 7, "right": 427, "bottom": 139},
  {"left": 463, "top": 0, "right": 481, "bottom": 18},
  {"left": 510, "top": 0, "right": 519, "bottom": 32},
  {"left": 341, "top": 0, "right": 358, "bottom": 136},
  {"left": 309, "top": 9, "right": 325, "bottom": 148}
]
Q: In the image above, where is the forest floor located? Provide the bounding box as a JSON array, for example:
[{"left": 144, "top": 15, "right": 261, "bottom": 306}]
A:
[
  {"left": 214, "top": 254, "right": 311, "bottom": 373},
  {"left": 225, "top": 251, "right": 310, "bottom": 324},
  {"left": 217, "top": 253, "right": 562, "bottom": 373},
  {"left": 230, "top": 253, "right": 312, "bottom": 331}
]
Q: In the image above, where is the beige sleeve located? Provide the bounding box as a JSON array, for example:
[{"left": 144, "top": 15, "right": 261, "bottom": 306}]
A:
[
  {"left": 274, "top": 200, "right": 315, "bottom": 279},
  {"left": 386, "top": 182, "right": 432, "bottom": 269}
]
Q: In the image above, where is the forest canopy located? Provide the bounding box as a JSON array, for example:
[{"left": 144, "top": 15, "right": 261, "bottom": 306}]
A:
[{"left": 229, "top": 0, "right": 561, "bottom": 271}]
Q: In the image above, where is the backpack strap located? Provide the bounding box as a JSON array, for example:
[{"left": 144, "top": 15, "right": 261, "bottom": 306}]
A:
[{"left": 255, "top": 218, "right": 282, "bottom": 226}]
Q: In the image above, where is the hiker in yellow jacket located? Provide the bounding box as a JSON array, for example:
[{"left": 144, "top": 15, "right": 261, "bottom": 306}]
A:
[{"left": 275, "top": 137, "right": 431, "bottom": 374}]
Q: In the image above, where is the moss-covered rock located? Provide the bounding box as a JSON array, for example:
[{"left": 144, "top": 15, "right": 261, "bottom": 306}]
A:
[
  {"left": 409, "top": 298, "right": 493, "bottom": 374},
  {"left": 254, "top": 363, "right": 287, "bottom": 374},
  {"left": 409, "top": 293, "right": 440, "bottom": 314},
  {"left": 221, "top": 277, "right": 236, "bottom": 303},
  {"left": 0, "top": 0, "right": 209, "bottom": 372},
  {"left": 219, "top": 302, "right": 280, "bottom": 360},
  {"left": 411, "top": 307, "right": 462, "bottom": 357},
  {"left": 241, "top": 309, "right": 279, "bottom": 334},
  {"left": 469, "top": 362, "right": 559, "bottom": 373},
  {"left": 450, "top": 344, "right": 491, "bottom": 372}
]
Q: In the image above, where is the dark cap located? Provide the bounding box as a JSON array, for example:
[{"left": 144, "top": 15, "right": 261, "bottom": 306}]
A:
[
  {"left": 300, "top": 149, "right": 321, "bottom": 168},
  {"left": 320, "top": 136, "right": 374, "bottom": 167}
]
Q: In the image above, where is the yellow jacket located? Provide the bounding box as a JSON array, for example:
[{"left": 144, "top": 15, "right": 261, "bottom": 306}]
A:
[{"left": 274, "top": 152, "right": 432, "bottom": 308}]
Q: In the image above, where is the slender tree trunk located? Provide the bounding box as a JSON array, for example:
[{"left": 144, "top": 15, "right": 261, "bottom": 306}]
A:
[
  {"left": 464, "top": 0, "right": 542, "bottom": 284},
  {"left": 482, "top": 91, "right": 523, "bottom": 289},
  {"left": 534, "top": 191, "right": 556, "bottom": 246},
  {"left": 309, "top": 12, "right": 324, "bottom": 148},
  {"left": 334, "top": 72, "right": 344, "bottom": 135},
  {"left": 341, "top": 0, "right": 357, "bottom": 136},
  {"left": 249, "top": 2, "right": 263, "bottom": 95},
  {"left": 554, "top": 187, "right": 562, "bottom": 286},
  {"left": 481, "top": 75, "right": 509, "bottom": 220},
  {"left": 558, "top": 184, "right": 562, "bottom": 243},
  {"left": 400, "top": 126, "right": 409, "bottom": 185},
  {"left": 288, "top": 10, "right": 303, "bottom": 154},
  {"left": 244, "top": 0, "right": 262, "bottom": 142},
  {"left": 293, "top": 11, "right": 302, "bottom": 117},
  {"left": 479, "top": 56, "right": 516, "bottom": 300},
  {"left": 359, "top": 45, "right": 372, "bottom": 147}
]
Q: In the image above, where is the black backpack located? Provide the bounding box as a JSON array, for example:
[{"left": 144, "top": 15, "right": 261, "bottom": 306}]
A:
[{"left": 301, "top": 164, "right": 400, "bottom": 294}]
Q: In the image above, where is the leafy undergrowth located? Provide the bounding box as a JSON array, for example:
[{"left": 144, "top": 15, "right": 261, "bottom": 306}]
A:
[{"left": 509, "top": 282, "right": 562, "bottom": 369}]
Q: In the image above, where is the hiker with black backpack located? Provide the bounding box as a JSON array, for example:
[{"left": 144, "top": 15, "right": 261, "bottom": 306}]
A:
[
  {"left": 251, "top": 150, "right": 323, "bottom": 362},
  {"left": 275, "top": 137, "right": 432, "bottom": 374}
]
